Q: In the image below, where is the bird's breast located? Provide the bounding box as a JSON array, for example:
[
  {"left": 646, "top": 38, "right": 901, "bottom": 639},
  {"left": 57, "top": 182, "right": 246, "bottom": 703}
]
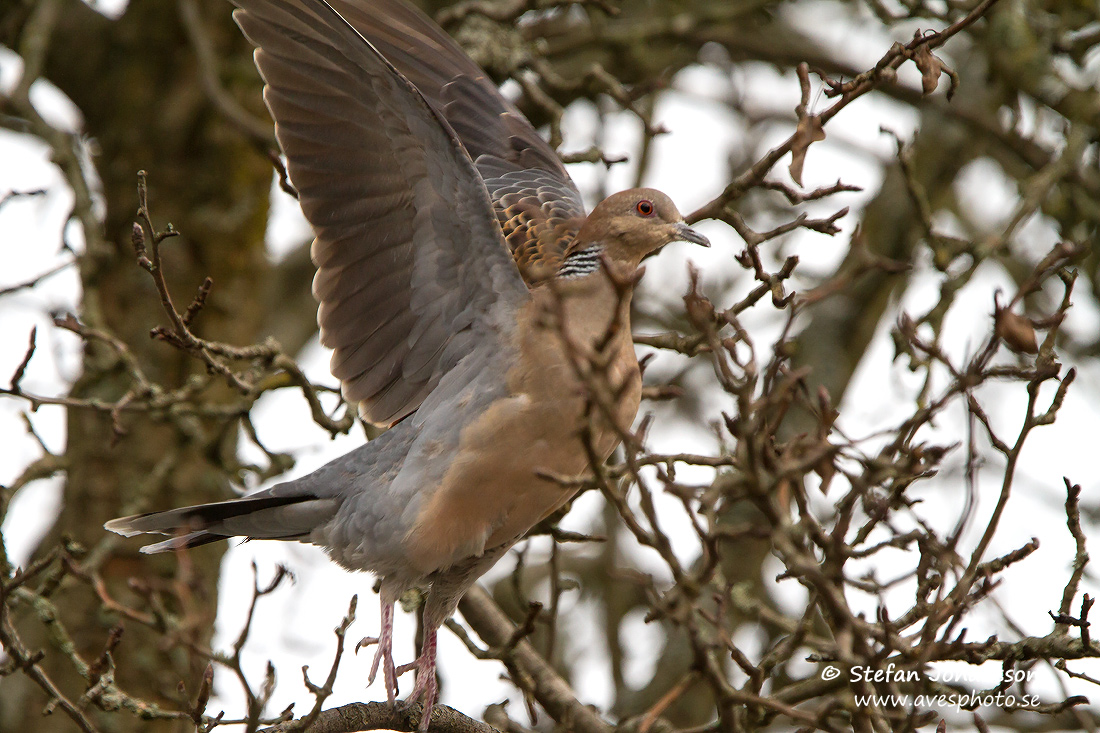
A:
[{"left": 402, "top": 276, "right": 642, "bottom": 575}]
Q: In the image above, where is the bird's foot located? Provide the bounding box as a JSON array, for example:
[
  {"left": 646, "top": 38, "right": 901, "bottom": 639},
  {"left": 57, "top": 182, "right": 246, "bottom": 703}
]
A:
[
  {"left": 396, "top": 628, "right": 438, "bottom": 732},
  {"left": 359, "top": 601, "right": 398, "bottom": 705}
]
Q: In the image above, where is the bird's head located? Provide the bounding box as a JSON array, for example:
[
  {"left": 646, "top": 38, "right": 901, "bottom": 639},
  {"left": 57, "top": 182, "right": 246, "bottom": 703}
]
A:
[{"left": 574, "top": 188, "right": 709, "bottom": 268}]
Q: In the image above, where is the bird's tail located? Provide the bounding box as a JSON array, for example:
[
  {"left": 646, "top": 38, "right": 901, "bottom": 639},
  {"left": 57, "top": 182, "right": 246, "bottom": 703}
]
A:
[{"left": 105, "top": 492, "right": 339, "bottom": 554}]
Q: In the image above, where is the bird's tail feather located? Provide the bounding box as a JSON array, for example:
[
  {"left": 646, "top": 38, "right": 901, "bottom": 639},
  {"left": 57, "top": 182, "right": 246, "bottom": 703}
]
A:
[
  {"left": 105, "top": 493, "right": 338, "bottom": 554},
  {"left": 138, "top": 531, "right": 230, "bottom": 555}
]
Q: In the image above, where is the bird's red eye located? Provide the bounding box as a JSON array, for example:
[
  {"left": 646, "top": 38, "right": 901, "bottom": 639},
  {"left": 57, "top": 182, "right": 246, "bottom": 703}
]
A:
[{"left": 636, "top": 200, "right": 655, "bottom": 216}]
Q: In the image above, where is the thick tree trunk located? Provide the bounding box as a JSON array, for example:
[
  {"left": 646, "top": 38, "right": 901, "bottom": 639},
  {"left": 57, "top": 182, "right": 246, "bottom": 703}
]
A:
[{"left": 0, "top": 1, "right": 274, "bottom": 730}]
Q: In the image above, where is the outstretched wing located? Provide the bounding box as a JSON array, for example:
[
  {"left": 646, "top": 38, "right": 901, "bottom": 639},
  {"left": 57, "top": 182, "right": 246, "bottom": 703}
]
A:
[
  {"left": 234, "top": 0, "right": 528, "bottom": 426},
  {"left": 323, "top": 0, "right": 587, "bottom": 280}
]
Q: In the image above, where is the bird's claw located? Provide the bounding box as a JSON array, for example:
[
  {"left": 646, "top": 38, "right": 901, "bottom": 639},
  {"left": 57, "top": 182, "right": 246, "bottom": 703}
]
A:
[
  {"left": 394, "top": 660, "right": 418, "bottom": 676},
  {"left": 368, "top": 645, "right": 398, "bottom": 703},
  {"left": 367, "top": 603, "right": 399, "bottom": 705},
  {"left": 399, "top": 631, "right": 438, "bottom": 732},
  {"left": 398, "top": 676, "right": 437, "bottom": 731}
]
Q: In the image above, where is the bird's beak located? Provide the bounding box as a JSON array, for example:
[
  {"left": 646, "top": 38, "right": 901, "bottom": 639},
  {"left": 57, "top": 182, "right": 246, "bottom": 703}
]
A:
[{"left": 673, "top": 221, "right": 710, "bottom": 247}]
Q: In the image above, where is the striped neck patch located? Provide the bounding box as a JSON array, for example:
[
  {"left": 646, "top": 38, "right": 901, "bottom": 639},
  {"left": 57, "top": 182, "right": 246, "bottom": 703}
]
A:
[{"left": 557, "top": 245, "right": 604, "bottom": 279}]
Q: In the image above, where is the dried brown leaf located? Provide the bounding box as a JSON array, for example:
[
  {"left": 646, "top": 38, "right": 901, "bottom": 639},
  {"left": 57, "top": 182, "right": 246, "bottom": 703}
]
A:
[
  {"left": 789, "top": 115, "right": 826, "bottom": 186},
  {"left": 995, "top": 308, "right": 1038, "bottom": 354},
  {"left": 913, "top": 44, "right": 955, "bottom": 97}
]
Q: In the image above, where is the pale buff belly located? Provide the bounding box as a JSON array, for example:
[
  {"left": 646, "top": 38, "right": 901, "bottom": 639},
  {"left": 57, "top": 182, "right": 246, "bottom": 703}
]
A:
[{"left": 402, "top": 374, "right": 639, "bottom": 576}]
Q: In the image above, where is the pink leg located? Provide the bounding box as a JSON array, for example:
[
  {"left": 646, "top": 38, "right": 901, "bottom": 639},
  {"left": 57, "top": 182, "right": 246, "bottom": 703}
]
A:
[
  {"left": 366, "top": 600, "right": 399, "bottom": 705},
  {"left": 397, "top": 626, "right": 438, "bottom": 731}
]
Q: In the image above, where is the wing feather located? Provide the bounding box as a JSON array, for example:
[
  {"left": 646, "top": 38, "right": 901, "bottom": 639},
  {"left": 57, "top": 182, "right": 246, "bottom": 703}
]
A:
[
  {"left": 234, "top": 0, "right": 527, "bottom": 425},
  {"left": 322, "top": 0, "right": 588, "bottom": 274}
]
